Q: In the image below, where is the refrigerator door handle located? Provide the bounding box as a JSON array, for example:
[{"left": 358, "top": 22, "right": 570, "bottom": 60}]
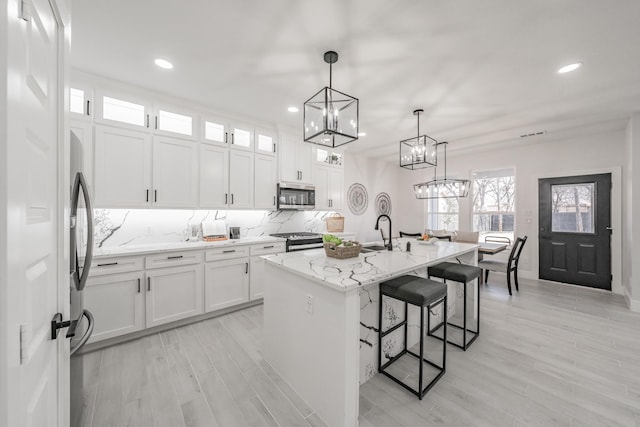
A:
[
  {"left": 71, "top": 172, "right": 94, "bottom": 291},
  {"left": 70, "top": 309, "right": 94, "bottom": 356}
]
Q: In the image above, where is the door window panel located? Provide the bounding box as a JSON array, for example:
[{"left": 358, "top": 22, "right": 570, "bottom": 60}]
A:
[
  {"left": 472, "top": 168, "right": 515, "bottom": 242},
  {"left": 158, "top": 110, "right": 193, "bottom": 136},
  {"left": 102, "top": 96, "right": 145, "bottom": 127},
  {"left": 550, "top": 183, "right": 594, "bottom": 233}
]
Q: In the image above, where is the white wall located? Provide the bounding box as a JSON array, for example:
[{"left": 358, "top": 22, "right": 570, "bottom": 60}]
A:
[
  {"left": 624, "top": 114, "right": 640, "bottom": 310},
  {"left": 346, "top": 128, "right": 627, "bottom": 295}
]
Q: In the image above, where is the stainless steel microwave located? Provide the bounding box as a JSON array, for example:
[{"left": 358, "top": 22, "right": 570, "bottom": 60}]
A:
[{"left": 277, "top": 182, "right": 315, "bottom": 210}]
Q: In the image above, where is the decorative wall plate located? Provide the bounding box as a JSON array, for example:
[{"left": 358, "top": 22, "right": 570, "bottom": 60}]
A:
[
  {"left": 347, "top": 183, "right": 368, "bottom": 215},
  {"left": 374, "top": 192, "right": 392, "bottom": 216}
]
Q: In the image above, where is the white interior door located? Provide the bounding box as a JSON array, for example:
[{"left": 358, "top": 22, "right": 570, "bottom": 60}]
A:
[{"left": 3, "top": 0, "right": 65, "bottom": 425}]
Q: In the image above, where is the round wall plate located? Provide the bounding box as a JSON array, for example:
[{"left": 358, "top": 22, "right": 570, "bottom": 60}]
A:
[{"left": 347, "top": 183, "right": 368, "bottom": 215}]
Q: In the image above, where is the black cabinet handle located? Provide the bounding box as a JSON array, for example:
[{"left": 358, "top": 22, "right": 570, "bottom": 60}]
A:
[
  {"left": 146, "top": 189, "right": 149, "bottom": 202},
  {"left": 155, "top": 116, "right": 158, "bottom": 130},
  {"left": 86, "top": 100, "right": 91, "bottom": 116},
  {"left": 97, "top": 262, "right": 118, "bottom": 267},
  {"left": 231, "top": 194, "right": 234, "bottom": 204},
  {"left": 231, "top": 133, "right": 234, "bottom": 144},
  {"left": 273, "top": 196, "right": 276, "bottom": 206},
  {"left": 222, "top": 249, "right": 236, "bottom": 253},
  {"left": 147, "top": 277, "right": 151, "bottom": 291},
  {"left": 245, "top": 262, "right": 248, "bottom": 274},
  {"left": 224, "top": 132, "right": 228, "bottom": 144},
  {"left": 154, "top": 190, "right": 157, "bottom": 202},
  {"left": 263, "top": 245, "right": 274, "bottom": 249},
  {"left": 146, "top": 114, "right": 150, "bottom": 128},
  {"left": 137, "top": 278, "right": 141, "bottom": 293},
  {"left": 225, "top": 193, "right": 228, "bottom": 204},
  {"left": 167, "top": 255, "right": 183, "bottom": 260}
]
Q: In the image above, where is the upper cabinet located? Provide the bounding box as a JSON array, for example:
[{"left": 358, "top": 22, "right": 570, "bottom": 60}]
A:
[
  {"left": 199, "top": 144, "right": 229, "bottom": 208},
  {"left": 229, "top": 122, "right": 254, "bottom": 151},
  {"left": 202, "top": 116, "right": 229, "bottom": 146},
  {"left": 254, "top": 154, "right": 278, "bottom": 209},
  {"left": 95, "top": 90, "right": 152, "bottom": 131},
  {"left": 153, "top": 105, "right": 198, "bottom": 141},
  {"left": 280, "top": 133, "right": 313, "bottom": 183},
  {"left": 255, "top": 128, "right": 277, "bottom": 156},
  {"left": 228, "top": 150, "right": 254, "bottom": 208},
  {"left": 314, "top": 147, "right": 344, "bottom": 168},
  {"left": 152, "top": 136, "right": 198, "bottom": 207},
  {"left": 69, "top": 85, "right": 93, "bottom": 120}
]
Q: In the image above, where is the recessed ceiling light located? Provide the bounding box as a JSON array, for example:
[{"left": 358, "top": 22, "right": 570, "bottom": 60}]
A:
[
  {"left": 558, "top": 62, "right": 582, "bottom": 74},
  {"left": 154, "top": 58, "right": 173, "bottom": 69},
  {"left": 287, "top": 106, "right": 299, "bottom": 113},
  {"left": 358, "top": 132, "right": 366, "bottom": 137}
]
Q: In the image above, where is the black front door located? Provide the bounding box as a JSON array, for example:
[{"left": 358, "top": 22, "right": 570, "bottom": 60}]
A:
[{"left": 538, "top": 173, "right": 612, "bottom": 290}]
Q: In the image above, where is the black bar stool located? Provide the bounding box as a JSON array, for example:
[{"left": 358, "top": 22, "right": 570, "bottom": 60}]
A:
[
  {"left": 427, "top": 262, "right": 482, "bottom": 350},
  {"left": 378, "top": 275, "right": 447, "bottom": 400}
]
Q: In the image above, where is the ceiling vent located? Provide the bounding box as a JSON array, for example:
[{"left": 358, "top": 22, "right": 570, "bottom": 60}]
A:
[{"left": 520, "top": 130, "right": 547, "bottom": 138}]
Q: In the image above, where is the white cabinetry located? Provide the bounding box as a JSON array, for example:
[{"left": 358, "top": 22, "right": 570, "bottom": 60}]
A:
[
  {"left": 152, "top": 136, "right": 198, "bottom": 208},
  {"left": 84, "top": 271, "right": 145, "bottom": 343},
  {"left": 204, "top": 248, "right": 250, "bottom": 311},
  {"left": 145, "top": 264, "right": 203, "bottom": 328},
  {"left": 200, "top": 144, "right": 229, "bottom": 208},
  {"left": 249, "top": 242, "right": 286, "bottom": 300},
  {"left": 229, "top": 150, "right": 254, "bottom": 208},
  {"left": 254, "top": 154, "right": 278, "bottom": 209},
  {"left": 94, "top": 125, "right": 152, "bottom": 208},
  {"left": 70, "top": 119, "right": 94, "bottom": 197},
  {"left": 313, "top": 164, "right": 344, "bottom": 210},
  {"left": 280, "top": 133, "right": 312, "bottom": 183}
]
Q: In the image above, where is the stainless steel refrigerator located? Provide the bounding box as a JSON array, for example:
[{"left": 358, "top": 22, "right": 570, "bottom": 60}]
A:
[{"left": 70, "top": 129, "right": 95, "bottom": 427}]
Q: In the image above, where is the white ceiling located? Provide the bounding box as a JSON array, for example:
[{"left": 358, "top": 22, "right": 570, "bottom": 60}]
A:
[{"left": 70, "top": 0, "right": 640, "bottom": 158}]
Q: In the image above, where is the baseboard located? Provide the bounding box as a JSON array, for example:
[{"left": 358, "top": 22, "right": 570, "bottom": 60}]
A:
[{"left": 624, "top": 287, "right": 640, "bottom": 312}]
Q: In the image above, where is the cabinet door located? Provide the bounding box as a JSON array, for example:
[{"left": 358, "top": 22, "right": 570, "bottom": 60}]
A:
[
  {"left": 69, "top": 85, "right": 92, "bottom": 120},
  {"left": 84, "top": 271, "right": 145, "bottom": 343},
  {"left": 255, "top": 128, "right": 276, "bottom": 156},
  {"left": 200, "top": 144, "right": 229, "bottom": 208},
  {"left": 204, "top": 258, "right": 249, "bottom": 311},
  {"left": 328, "top": 168, "right": 344, "bottom": 210},
  {"left": 146, "top": 265, "right": 203, "bottom": 328},
  {"left": 94, "top": 125, "right": 152, "bottom": 207},
  {"left": 230, "top": 122, "right": 254, "bottom": 151},
  {"left": 249, "top": 257, "right": 265, "bottom": 300},
  {"left": 297, "top": 142, "right": 313, "bottom": 183},
  {"left": 203, "top": 116, "right": 229, "bottom": 146},
  {"left": 279, "top": 134, "right": 299, "bottom": 182},
  {"left": 152, "top": 136, "right": 198, "bottom": 208},
  {"left": 229, "top": 150, "right": 254, "bottom": 208},
  {"left": 254, "top": 154, "right": 277, "bottom": 209},
  {"left": 313, "top": 164, "right": 330, "bottom": 210}
]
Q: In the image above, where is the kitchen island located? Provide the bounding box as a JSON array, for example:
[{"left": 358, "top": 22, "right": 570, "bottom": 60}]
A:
[{"left": 262, "top": 240, "right": 478, "bottom": 427}]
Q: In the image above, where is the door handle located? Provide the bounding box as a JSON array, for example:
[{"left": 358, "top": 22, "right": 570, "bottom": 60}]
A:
[{"left": 606, "top": 226, "right": 613, "bottom": 231}]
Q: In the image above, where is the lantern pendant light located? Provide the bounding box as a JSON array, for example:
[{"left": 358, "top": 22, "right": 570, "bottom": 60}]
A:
[
  {"left": 303, "top": 51, "right": 359, "bottom": 147},
  {"left": 413, "top": 141, "right": 470, "bottom": 199},
  {"left": 399, "top": 109, "right": 437, "bottom": 169}
]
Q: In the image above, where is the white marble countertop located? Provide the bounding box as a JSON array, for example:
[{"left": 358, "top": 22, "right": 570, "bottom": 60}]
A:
[
  {"left": 91, "top": 236, "right": 286, "bottom": 258},
  {"left": 263, "top": 239, "right": 478, "bottom": 292}
]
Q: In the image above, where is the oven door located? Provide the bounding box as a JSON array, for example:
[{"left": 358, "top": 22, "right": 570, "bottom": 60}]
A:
[
  {"left": 288, "top": 242, "right": 324, "bottom": 252},
  {"left": 277, "top": 183, "right": 315, "bottom": 210}
]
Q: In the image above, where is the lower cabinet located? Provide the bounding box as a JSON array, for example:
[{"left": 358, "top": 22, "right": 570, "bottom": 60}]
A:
[
  {"left": 249, "top": 257, "right": 266, "bottom": 300},
  {"left": 204, "top": 257, "right": 249, "bottom": 312},
  {"left": 84, "top": 271, "right": 145, "bottom": 343},
  {"left": 145, "top": 264, "right": 203, "bottom": 328}
]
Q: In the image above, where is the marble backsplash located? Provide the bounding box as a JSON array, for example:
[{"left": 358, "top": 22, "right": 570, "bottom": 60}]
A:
[{"left": 85, "top": 209, "right": 335, "bottom": 249}]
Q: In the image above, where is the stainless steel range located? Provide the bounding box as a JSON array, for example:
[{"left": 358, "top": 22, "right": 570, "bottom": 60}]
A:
[{"left": 270, "top": 232, "right": 324, "bottom": 252}]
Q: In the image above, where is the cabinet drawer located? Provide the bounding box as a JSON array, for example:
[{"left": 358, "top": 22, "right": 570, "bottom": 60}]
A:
[
  {"left": 145, "top": 250, "right": 203, "bottom": 269},
  {"left": 205, "top": 245, "right": 250, "bottom": 261},
  {"left": 250, "top": 242, "right": 286, "bottom": 256},
  {"left": 86, "top": 256, "right": 144, "bottom": 277}
]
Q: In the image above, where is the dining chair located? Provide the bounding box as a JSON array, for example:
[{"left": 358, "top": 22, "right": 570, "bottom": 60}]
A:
[
  {"left": 454, "top": 231, "right": 479, "bottom": 243},
  {"left": 478, "top": 236, "right": 528, "bottom": 295},
  {"left": 399, "top": 231, "right": 421, "bottom": 237}
]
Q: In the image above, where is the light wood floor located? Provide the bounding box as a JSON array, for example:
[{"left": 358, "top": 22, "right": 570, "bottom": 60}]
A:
[{"left": 78, "top": 277, "right": 640, "bottom": 427}]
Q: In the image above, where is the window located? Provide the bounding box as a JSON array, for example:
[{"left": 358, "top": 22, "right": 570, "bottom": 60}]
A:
[
  {"left": 158, "top": 109, "right": 193, "bottom": 136},
  {"left": 472, "top": 168, "right": 515, "bottom": 242},
  {"left": 425, "top": 188, "right": 459, "bottom": 232},
  {"left": 551, "top": 183, "right": 594, "bottom": 233}
]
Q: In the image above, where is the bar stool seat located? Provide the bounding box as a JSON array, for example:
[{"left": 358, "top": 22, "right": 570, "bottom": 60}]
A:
[
  {"left": 428, "top": 262, "right": 482, "bottom": 351},
  {"left": 379, "top": 275, "right": 447, "bottom": 400}
]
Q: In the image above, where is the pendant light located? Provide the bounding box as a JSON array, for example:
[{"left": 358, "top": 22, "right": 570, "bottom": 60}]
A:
[
  {"left": 414, "top": 141, "right": 470, "bottom": 199},
  {"left": 399, "top": 109, "right": 437, "bottom": 169},
  {"left": 304, "top": 51, "right": 359, "bottom": 147}
]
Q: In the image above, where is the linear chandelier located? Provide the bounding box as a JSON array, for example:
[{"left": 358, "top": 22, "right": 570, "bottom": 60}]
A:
[
  {"left": 399, "top": 109, "right": 437, "bottom": 169},
  {"left": 303, "top": 51, "right": 359, "bottom": 148},
  {"left": 414, "top": 141, "right": 470, "bottom": 199}
]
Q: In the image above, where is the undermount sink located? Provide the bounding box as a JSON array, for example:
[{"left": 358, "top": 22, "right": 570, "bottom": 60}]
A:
[{"left": 361, "top": 245, "right": 389, "bottom": 253}]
